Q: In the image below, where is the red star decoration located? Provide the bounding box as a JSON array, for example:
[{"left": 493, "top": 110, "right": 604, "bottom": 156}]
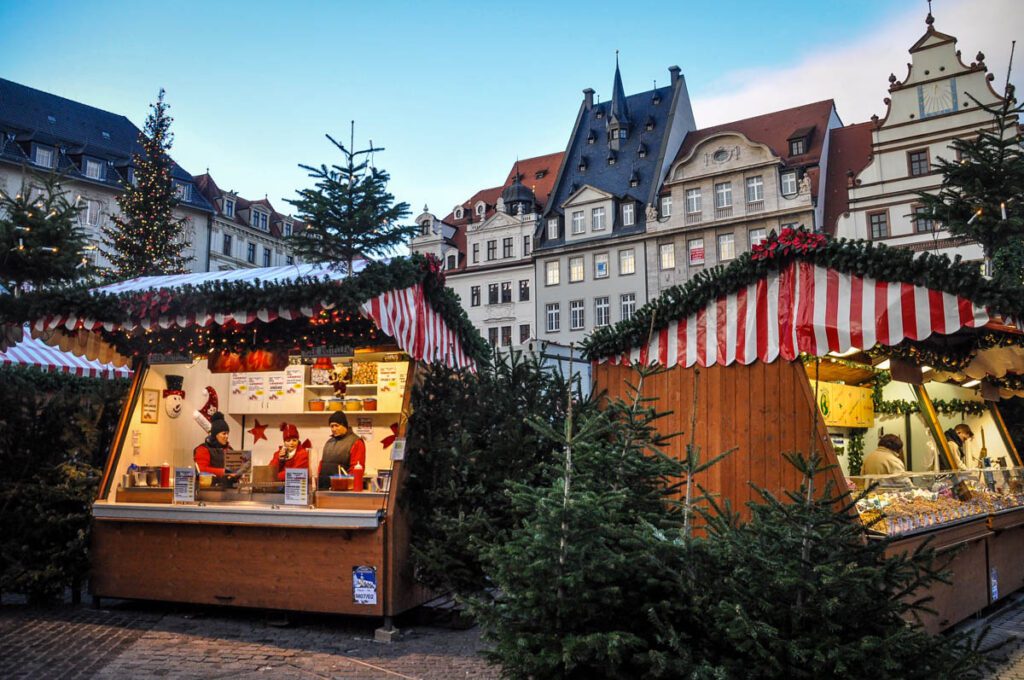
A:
[
  {"left": 248, "top": 419, "right": 269, "bottom": 443},
  {"left": 381, "top": 422, "right": 400, "bottom": 448}
]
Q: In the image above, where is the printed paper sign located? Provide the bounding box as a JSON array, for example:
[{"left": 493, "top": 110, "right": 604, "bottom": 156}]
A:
[
  {"left": 173, "top": 467, "right": 195, "bottom": 503},
  {"left": 390, "top": 438, "right": 406, "bottom": 461},
  {"left": 352, "top": 566, "right": 378, "bottom": 605},
  {"left": 284, "top": 467, "right": 309, "bottom": 505},
  {"left": 355, "top": 417, "right": 374, "bottom": 439}
]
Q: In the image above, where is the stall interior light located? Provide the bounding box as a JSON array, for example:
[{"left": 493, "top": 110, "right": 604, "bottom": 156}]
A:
[
  {"left": 829, "top": 347, "right": 861, "bottom": 358},
  {"left": 921, "top": 365, "right": 933, "bottom": 372},
  {"left": 963, "top": 379, "right": 981, "bottom": 388},
  {"left": 876, "top": 359, "right": 891, "bottom": 370}
]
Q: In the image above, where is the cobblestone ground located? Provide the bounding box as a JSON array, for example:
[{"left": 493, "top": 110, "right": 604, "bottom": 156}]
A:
[
  {"left": 0, "top": 599, "right": 498, "bottom": 679},
  {"left": 980, "top": 594, "right": 1024, "bottom": 679}
]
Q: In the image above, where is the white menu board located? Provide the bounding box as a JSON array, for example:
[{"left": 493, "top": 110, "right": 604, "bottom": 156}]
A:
[
  {"left": 284, "top": 468, "right": 309, "bottom": 505},
  {"left": 376, "top": 362, "right": 408, "bottom": 413},
  {"left": 173, "top": 467, "right": 195, "bottom": 503},
  {"left": 228, "top": 365, "right": 306, "bottom": 414}
]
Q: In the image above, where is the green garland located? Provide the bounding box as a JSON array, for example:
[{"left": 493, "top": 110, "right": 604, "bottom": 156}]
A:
[
  {"left": 583, "top": 228, "right": 1024, "bottom": 360},
  {"left": 847, "top": 429, "right": 865, "bottom": 476},
  {"left": 0, "top": 254, "right": 489, "bottom": 365}
]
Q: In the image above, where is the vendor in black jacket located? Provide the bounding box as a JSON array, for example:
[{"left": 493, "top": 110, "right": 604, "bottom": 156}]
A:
[{"left": 317, "top": 411, "right": 366, "bottom": 490}]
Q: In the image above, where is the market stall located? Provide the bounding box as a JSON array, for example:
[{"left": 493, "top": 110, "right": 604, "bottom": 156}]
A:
[
  {"left": 585, "top": 228, "right": 1024, "bottom": 633},
  {"left": 0, "top": 256, "right": 485, "bottom": 622}
]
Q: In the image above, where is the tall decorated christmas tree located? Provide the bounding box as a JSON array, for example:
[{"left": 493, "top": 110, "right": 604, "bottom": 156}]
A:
[
  {"left": 0, "top": 171, "right": 89, "bottom": 294},
  {"left": 916, "top": 77, "right": 1023, "bottom": 281},
  {"left": 286, "top": 123, "right": 413, "bottom": 274},
  {"left": 101, "top": 89, "right": 189, "bottom": 279}
]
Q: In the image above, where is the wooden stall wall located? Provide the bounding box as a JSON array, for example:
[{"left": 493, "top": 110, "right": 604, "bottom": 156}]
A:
[{"left": 594, "top": 359, "right": 846, "bottom": 520}]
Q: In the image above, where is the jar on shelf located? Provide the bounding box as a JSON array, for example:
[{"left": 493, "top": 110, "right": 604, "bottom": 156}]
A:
[{"left": 311, "top": 357, "right": 334, "bottom": 385}]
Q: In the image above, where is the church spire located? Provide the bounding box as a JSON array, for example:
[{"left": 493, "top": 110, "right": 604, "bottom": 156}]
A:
[{"left": 609, "top": 51, "right": 630, "bottom": 125}]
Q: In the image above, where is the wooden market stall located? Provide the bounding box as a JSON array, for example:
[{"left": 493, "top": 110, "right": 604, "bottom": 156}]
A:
[
  {"left": 585, "top": 229, "right": 1024, "bottom": 633},
  {"left": 0, "top": 256, "right": 485, "bottom": 625}
]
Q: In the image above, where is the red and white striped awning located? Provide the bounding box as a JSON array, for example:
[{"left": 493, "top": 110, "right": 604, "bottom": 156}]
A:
[
  {"left": 604, "top": 261, "right": 1004, "bottom": 368},
  {"left": 0, "top": 326, "right": 132, "bottom": 379},
  {"left": 360, "top": 284, "right": 476, "bottom": 371}
]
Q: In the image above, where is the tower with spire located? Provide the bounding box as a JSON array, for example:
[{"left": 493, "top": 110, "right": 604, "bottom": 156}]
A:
[{"left": 607, "top": 52, "right": 630, "bottom": 150}]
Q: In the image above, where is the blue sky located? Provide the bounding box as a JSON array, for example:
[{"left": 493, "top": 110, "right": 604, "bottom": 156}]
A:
[{"left": 1, "top": 0, "right": 1018, "bottom": 220}]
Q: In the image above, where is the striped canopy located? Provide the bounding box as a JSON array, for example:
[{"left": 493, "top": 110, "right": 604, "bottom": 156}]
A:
[
  {"left": 1, "top": 326, "right": 131, "bottom": 379},
  {"left": 604, "top": 261, "right": 1005, "bottom": 368}
]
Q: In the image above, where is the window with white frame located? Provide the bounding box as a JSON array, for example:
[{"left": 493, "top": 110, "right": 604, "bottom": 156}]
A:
[
  {"left": 545, "top": 260, "right": 560, "bottom": 286},
  {"left": 519, "top": 279, "right": 530, "bottom": 301},
  {"left": 222, "top": 232, "right": 232, "bottom": 256},
  {"left": 569, "top": 256, "right": 584, "bottom": 283},
  {"left": 246, "top": 242, "right": 256, "bottom": 263},
  {"left": 501, "top": 326, "right": 512, "bottom": 347},
  {"left": 718, "top": 233, "right": 736, "bottom": 261},
  {"left": 620, "top": 293, "right": 637, "bottom": 321},
  {"left": 488, "top": 283, "right": 499, "bottom": 304},
  {"left": 569, "top": 299, "right": 585, "bottom": 330},
  {"left": 470, "top": 286, "right": 480, "bottom": 306},
  {"left": 546, "top": 303, "right": 560, "bottom": 332},
  {"left": 745, "top": 176, "right": 764, "bottom": 203},
  {"left": 283, "top": 222, "right": 292, "bottom": 237},
  {"left": 488, "top": 327, "right": 499, "bottom": 346},
  {"left": 685, "top": 188, "right": 701, "bottom": 214},
  {"left": 622, "top": 202, "right": 635, "bottom": 226},
  {"left": 501, "top": 281, "right": 512, "bottom": 303},
  {"left": 547, "top": 217, "right": 559, "bottom": 239},
  {"left": 781, "top": 171, "right": 798, "bottom": 196},
  {"left": 659, "top": 243, "right": 675, "bottom": 270},
  {"left": 619, "top": 248, "right": 635, "bottom": 275},
  {"left": 33, "top": 146, "right": 53, "bottom": 168},
  {"left": 523, "top": 235, "right": 532, "bottom": 255},
  {"left": 476, "top": 203, "right": 486, "bottom": 216},
  {"left": 85, "top": 199, "right": 102, "bottom": 226},
  {"left": 714, "top": 182, "right": 732, "bottom": 208},
  {"left": 688, "top": 238, "right": 705, "bottom": 266},
  {"left": 571, "top": 210, "right": 585, "bottom": 234},
  {"left": 224, "top": 199, "right": 235, "bottom": 217},
  {"left": 591, "top": 207, "right": 606, "bottom": 231},
  {"left": 472, "top": 243, "right": 480, "bottom": 263},
  {"left": 174, "top": 182, "right": 192, "bottom": 202},
  {"left": 661, "top": 195, "right": 672, "bottom": 217},
  {"left": 749, "top": 228, "right": 767, "bottom": 247},
  {"left": 455, "top": 207, "right": 464, "bottom": 220},
  {"left": 84, "top": 159, "right": 103, "bottom": 180},
  {"left": 594, "top": 296, "right": 610, "bottom": 327},
  {"left": 263, "top": 247, "right": 272, "bottom": 267},
  {"left": 487, "top": 240, "right": 497, "bottom": 261},
  {"left": 503, "top": 237, "right": 514, "bottom": 258},
  {"left": 519, "top": 324, "right": 531, "bottom": 343},
  {"left": 447, "top": 254, "right": 457, "bottom": 270},
  {"left": 286, "top": 255, "right": 294, "bottom": 265},
  {"left": 594, "top": 252, "right": 609, "bottom": 279}
]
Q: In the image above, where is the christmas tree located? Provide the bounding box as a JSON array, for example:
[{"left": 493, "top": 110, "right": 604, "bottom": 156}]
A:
[
  {"left": 286, "top": 123, "right": 413, "bottom": 274},
  {"left": 916, "top": 79, "right": 1023, "bottom": 280},
  {"left": 101, "top": 89, "right": 189, "bottom": 279},
  {"left": 0, "top": 170, "right": 89, "bottom": 294}
]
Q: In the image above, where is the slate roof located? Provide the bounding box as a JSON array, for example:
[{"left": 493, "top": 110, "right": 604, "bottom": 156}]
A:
[
  {"left": 821, "top": 121, "right": 874, "bottom": 235},
  {"left": 193, "top": 172, "right": 304, "bottom": 240},
  {"left": 0, "top": 78, "right": 212, "bottom": 212}
]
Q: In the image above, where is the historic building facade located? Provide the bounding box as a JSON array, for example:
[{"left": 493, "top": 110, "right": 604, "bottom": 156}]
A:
[
  {"left": 194, "top": 173, "right": 303, "bottom": 271},
  {"left": 0, "top": 78, "right": 214, "bottom": 272},
  {"left": 826, "top": 12, "right": 1012, "bottom": 262},
  {"left": 533, "top": 62, "right": 697, "bottom": 345},
  {"left": 650, "top": 100, "right": 841, "bottom": 293}
]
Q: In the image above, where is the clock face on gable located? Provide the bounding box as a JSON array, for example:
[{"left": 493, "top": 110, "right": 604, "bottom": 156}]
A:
[{"left": 917, "top": 79, "right": 958, "bottom": 119}]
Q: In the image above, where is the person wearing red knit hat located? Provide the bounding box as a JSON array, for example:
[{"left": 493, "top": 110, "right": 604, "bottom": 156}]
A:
[{"left": 269, "top": 422, "right": 310, "bottom": 482}]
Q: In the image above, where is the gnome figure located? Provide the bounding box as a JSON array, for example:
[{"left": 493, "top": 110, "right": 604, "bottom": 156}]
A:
[{"left": 163, "top": 375, "right": 186, "bottom": 418}]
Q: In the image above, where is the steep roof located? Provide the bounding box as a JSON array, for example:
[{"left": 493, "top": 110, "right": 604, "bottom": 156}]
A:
[
  {"left": 821, "top": 122, "right": 874, "bottom": 234},
  {"left": 501, "top": 151, "right": 564, "bottom": 208},
  {"left": 0, "top": 78, "right": 213, "bottom": 212},
  {"left": 194, "top": 172, "right": 304, "bottom": 239},
  {"left": 675, "top": 99, "right": 836, "bottom": 168}
]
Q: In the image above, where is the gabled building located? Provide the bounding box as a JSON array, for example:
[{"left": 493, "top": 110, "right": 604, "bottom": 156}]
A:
[
  {"left": 827, "top": 11, "right": 1014, "bottom": 261},
  {"left": 0, "top": 78, "right": 214, "bottom": 272},
  {"left": 652, "top": 100, "right": 841, "bottom": 293},
  {"left": 533, "top": 62, "right": 696, "bottom": 344},
  {"left": 194, "top": 173, "right": 303, "bottom": 270},
  {"left": 412, "top": 152, "right": 562, "bottom": 347}
]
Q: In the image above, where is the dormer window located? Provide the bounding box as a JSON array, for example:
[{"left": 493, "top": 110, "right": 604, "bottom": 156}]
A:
[
  {"left": 283, "top": 222, "right": 293, "bottom": 237},
  {"left": 83, "top": 158, "right": 104, "bottom": 180},
  {"left": 578, "top": 158, "right": 588, "bottom": 172},
  {"left": 174, "top": 182, "right": 192, "bottom": 202},
  {"left": 652, "top": 93, "right": 662, "bottom": 105},
  {"left": 637, "top": 144, "right": 648, "bottom": 159},
  {"left": 645, "top": 117, "right": 655, "bottom": 132},
  {"left": 454, "top": 207, "right": 464, "bottom": 220},
  {"left": 224, "top": 198, "right": 235, "bottom": 217},
  {"left": 787, "top": 126, "right": 814, "bottom": 157},
  {"left": 790, "top": 139, "right": 806, "bottom": 156},
  {"left": 475, "top": 203, "right": 486, "bottom": 217},
  {"left": 32, "top": 145, "right": 53, "bottom": 168},
  {"left": 595, "top": 109, "right": 604, "bottom": 119},
  {"left": 547, "top": 217, "right": 559, "bottom": 240},
  {"left": 47, "top": 115, "right": 56, "bottom": 125},
  {"left": 607, "top": 153, "right": 616, "bottom": 166},
  {"left": 587, "top": 131, "right": 596, "bottom": 145},
  {"left": 251, "top": 210, "right": 269, "bottom": 231},
  {"left": 420, "top": 219, "right": 431, "bottom": 236},
  {"left": 534, "top": 170, "right": 546, "bottom": 180},
  {"left": 629, "top": 172, "right": 640, "bottom": 188},
  {"left": 101, "top": 131, "right": 111, "bottom": 141}
]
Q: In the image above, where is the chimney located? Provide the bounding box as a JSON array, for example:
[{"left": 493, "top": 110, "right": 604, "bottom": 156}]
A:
[
  {"left": 583, "top": 88, "right": 595, "bottom": 110},
  {"left": 668, "top": 65, "right": 681, "bottom": 86}
]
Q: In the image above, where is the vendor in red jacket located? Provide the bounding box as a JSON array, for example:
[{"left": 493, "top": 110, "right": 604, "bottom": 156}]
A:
[
  {"left": 317, "top": 411, "right": 366, "bottom": 490},
  {"left": 269, "top": 422, "right": 310, "bottom": 481},
  {"left": 194, "top": 412, "right": 233, "bottom": 476}
]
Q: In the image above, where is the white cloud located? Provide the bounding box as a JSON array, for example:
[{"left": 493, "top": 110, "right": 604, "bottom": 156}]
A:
[{"left": 691, "top": 0, "right": 1022, "bottom": 127}]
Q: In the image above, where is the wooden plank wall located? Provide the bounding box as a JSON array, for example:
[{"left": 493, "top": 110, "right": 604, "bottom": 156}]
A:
[{"left": 594, "top": 360, "right": 847, "bottom": 520}]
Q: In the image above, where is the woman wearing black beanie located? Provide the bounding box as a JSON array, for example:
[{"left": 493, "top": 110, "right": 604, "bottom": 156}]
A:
[{"left": 194, "top": 412, "right": 233, "bottom": 476}]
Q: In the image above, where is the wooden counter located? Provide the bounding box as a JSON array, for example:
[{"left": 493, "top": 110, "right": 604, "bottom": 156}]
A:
[
  {"left": 115, "top": 487, "right": 173, "bottom": 504},
  {"left": 315, "top": 491, "right": 387, "bottom": 511},
  {"left": 883, "top": 516, "right": 993, "bottom": 634},
  {"left": 987, "top": 507, "right": 1024, "bottom": 603}
]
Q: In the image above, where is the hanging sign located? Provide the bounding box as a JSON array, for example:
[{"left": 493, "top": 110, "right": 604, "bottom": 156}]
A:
[
  {"left": 352, "top": 566, "right": 378, "bottom": 605},
  {"left": 284, "top": 467, "right": 309, "bottom": 505},
  {"left": 173, "top": 467, "right": 196, "bottom": 503},
  {"left": 390, "top": 438, "right": 406, "bottom": 461},
  {"left": 812, "top": 381, "right": 874, "bottom": 428},
  {"left": 354, "top": 417, "right": 374, "bottom": 439}
]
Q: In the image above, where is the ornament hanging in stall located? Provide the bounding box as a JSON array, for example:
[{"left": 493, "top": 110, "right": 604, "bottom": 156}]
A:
[
  {"left": 163, "top": 374, "right": 185, "bottom": 418},
  {"left": 248, "top": 418, "right": 269, "bottom": 443},
  {"left": 192, "top": 385, "right": 220, "bottom": 431}
]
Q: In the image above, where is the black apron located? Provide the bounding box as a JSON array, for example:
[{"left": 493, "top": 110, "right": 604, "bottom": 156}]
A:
[
  {"left": 318, "top": 432, "right": 361, "bottom": 490},
  {"left": 194, "top": 437, "right": 227, "bottom": 470}
]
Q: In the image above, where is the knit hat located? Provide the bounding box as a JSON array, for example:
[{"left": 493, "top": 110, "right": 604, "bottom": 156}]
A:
[
  {"left": 280, "top": 422, "right": 299, "bottom": 440},
  {"left": 209, "top": 412, "right": 230, "bottom": 436},
  {"left": 328, "top": 411, "right": 349, "bottom": 427}
]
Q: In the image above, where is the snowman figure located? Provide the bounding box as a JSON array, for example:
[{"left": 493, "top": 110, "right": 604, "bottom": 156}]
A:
[{"left": 163, "top": 375, "right": 186, "bottom": 418}]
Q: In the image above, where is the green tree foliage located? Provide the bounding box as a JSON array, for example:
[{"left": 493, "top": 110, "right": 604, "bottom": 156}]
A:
[
  {"left": 0, "top": 170, "right": 89, "bottom": 293},
  {"left": 916, "top": 84, "right": 1023, "bottom": 271},
  {"left": 287, "top": 125, "right": 413, "bottom": 274},
  {"left": 101, "top": 89, "right": 189, "bottom": 279},
  {"left": 0, "top": 366, "right": 128, "bottom": 602}
]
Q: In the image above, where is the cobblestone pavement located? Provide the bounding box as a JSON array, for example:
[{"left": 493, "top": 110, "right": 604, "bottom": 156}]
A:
[
  {"left": 0, "top": 599, "right": 498, "bottom": 679},
  {"left": 979, "top": 594, "right": 1024, "bottom": 679}
]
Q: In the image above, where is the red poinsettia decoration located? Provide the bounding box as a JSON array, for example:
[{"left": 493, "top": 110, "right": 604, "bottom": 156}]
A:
[
  {"left": 129, "top": 289, "right": 174, "bottom": 321},
  {"left": 421, "top": 253, "right": 446, "bottom": 288},
  {"left": 751, "top": 226, "right": 827, "bottom": 262}
]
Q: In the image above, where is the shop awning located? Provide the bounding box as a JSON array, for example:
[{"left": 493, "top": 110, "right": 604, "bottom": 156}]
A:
[{"left": 0, "top": 325, "right": 132, "bottom": 379}]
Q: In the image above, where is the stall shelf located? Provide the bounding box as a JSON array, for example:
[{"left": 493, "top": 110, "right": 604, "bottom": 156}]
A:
[
  {"left": 0, "top": 256, "right": 486, "bottom": 621},
  {"left": 585, "top": 228, "right": 1024, "bottom": 631}
]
